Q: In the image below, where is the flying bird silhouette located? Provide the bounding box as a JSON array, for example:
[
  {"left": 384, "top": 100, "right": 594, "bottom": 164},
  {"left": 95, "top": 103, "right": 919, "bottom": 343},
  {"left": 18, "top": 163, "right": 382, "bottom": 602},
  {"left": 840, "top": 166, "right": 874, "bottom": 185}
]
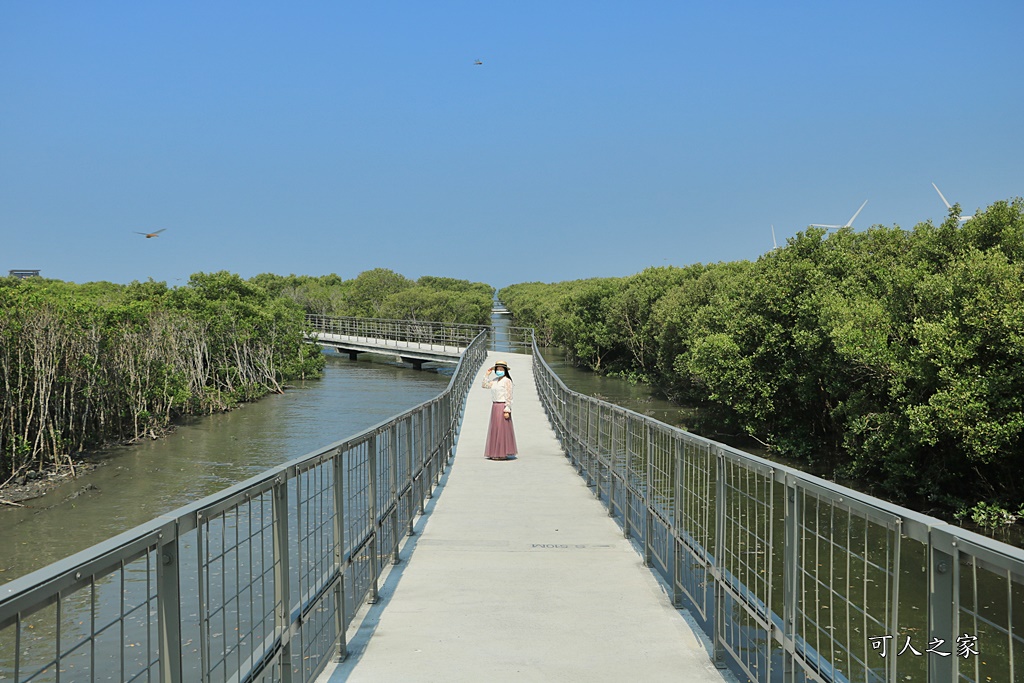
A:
[
  {"left": 135, "top": 229, "right": 166, "bottom": 238},
  {"left": 474, "top": 59, "right": 483, "bottom": 65}
]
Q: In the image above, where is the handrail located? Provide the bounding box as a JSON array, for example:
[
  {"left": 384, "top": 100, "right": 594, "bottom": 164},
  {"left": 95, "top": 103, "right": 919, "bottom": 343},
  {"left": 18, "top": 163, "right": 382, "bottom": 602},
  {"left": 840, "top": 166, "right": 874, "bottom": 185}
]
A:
[
  {"left": 529, "top": 331, "right": 1024, "bottom": 683},
  {"left": 305, "top": 314, "right": 488, "bottom": 351},
  {"left": 0, "top": 330, "right": 488, "bottom": 683}
]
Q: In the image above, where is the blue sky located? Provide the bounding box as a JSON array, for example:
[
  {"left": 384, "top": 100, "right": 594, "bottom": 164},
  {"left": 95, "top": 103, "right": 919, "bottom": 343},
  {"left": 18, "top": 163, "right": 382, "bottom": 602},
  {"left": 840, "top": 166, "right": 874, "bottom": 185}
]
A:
[{"left": 2, "top": 2, "right": 1022, "bottom": 289}]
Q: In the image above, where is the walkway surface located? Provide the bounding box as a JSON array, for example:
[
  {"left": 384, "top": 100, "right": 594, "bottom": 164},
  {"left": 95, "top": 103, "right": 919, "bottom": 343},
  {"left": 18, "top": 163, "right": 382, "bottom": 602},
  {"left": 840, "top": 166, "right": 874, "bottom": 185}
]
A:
[{"left": 318, "top": 351, "right": 729, "bottom": 683}]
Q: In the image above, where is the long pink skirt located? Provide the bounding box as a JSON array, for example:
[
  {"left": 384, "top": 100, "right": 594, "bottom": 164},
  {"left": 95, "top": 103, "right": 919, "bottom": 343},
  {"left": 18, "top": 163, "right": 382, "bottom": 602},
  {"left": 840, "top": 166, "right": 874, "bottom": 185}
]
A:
[{"left": 484, "top": 402, "right": 518, "bottom": 459}]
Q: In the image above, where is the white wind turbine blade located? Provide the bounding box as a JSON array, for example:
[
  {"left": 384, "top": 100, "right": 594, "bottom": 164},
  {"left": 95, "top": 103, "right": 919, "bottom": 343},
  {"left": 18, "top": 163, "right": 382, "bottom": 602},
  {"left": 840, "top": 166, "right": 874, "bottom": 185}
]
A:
[
  {"left": 932, "top": 182, "right": 952, "bottom": 209},
  {"left": 844, "top": 200, "right": 868, "bottom": 227},
  {"left": 933, "top": 183, "right": 973, "bottom": 221},
  {"left": 810, "top": 199, "right": 867, "bottom": 230},
  {"left": 771, "top": 225, "right": 777, "bottom": 249}
]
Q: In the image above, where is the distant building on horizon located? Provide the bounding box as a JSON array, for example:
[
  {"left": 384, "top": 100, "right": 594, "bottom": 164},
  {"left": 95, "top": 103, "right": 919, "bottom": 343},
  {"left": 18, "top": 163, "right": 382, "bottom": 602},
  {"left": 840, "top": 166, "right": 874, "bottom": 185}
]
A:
[{"left": 8, "top": 269, "right": 41, "bottom": 279}]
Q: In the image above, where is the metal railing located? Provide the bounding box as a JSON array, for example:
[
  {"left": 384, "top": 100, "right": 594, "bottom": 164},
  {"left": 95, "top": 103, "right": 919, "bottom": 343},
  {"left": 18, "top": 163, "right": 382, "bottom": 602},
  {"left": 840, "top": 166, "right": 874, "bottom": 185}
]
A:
[
  {"left": 0, "top": 330, "right": 488, "bottom": 683},
  {"left": 8, "top": 316, "right": 1024, "bottom": 683},
  {"left": 305, "top": 315, "right": 487, "bottom": 352},
  {"left": 529, "top": 333, "right": 1024, "bottom": 683}
]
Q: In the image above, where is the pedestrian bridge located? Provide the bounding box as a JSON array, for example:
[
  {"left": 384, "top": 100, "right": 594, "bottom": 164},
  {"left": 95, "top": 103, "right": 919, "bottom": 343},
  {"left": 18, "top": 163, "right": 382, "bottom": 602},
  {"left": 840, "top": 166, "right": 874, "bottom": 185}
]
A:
[
  {"left": 304, "top": 315, "right": 481, "bottom": 368},
  {"left": 2, "top": 317, "right": 1023, "bottom": 683}
]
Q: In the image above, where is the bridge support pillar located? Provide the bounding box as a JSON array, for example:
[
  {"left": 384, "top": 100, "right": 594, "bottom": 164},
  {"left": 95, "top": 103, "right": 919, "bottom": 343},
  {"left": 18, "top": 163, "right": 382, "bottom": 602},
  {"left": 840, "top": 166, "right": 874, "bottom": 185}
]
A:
[
  {"left": 347, "top": 350, "right": 360, "bottom": 361},
  {"left": 400, "top": 357, "right": 425, "bottom": 370}
]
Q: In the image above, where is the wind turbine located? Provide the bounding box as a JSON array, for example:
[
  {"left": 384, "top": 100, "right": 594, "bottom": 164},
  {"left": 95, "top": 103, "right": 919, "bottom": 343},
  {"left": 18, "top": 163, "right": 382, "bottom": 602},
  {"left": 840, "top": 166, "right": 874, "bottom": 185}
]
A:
[
  {"left": 932, "top": 183, "right": 973, "bottom": 222},
  {"left": 811, "top": 200, "right": 868, "bottom": 230},
  {"left": 771, "top": 225, "right": 778, "bottom": 249}
]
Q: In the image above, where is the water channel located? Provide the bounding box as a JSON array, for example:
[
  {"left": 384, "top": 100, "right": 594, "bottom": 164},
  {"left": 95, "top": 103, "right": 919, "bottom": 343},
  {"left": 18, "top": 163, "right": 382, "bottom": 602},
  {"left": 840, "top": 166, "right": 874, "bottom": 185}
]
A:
[{"left": 0, "top": 353, "right": 451, "bottom": 584}]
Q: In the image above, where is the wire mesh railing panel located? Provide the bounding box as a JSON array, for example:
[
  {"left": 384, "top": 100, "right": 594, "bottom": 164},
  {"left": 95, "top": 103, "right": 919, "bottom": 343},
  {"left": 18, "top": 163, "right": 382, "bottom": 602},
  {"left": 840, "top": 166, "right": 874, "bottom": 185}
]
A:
[
  {"left": 343, "top": 441, "right": 372, "bottom": 563},
  {"left": 676, "top": 435, "right": 714, "bottom": 629},
  {"left": 649, "top": 424, "right": 675, "bottom": 522},
  {"left": 719, "top": 587, "right": 773, "bottom": 682},
  {"left": 295, "top": 459, "right": 337, "bottom": 612},
  {"left": 718, "top": 454, "right": 774, "bottom": 622},
  {"left": 198, "top": 489, "right": 280, "bottom": 683},
  {"left": 948, "top": 538, "right": 1024, "bottom": 683},
  {"left": 789, "top": 483, "right": 903, "bottom": 683},
  {"left": 646, "top": 425, "right": 676, "bottom": 573},
  {"left": 648, "top": 513, "right": 673, "bottom": 578},
  {"left": 528, "top": 330, "right": 1024, "bottom": 683},
  {"left": 608, "top": 411, "right": 628, "bottom": 522},
  {"left": 716, "top": 453, "right": 775, "bottom": 681},
  {"left": 1, "top": 328, "right": 488, "bottom": 683},
  {"left": 0, "top": 542, "right": 162, "bottom": 683},
  {"left": 293, "top": 588, "right": 337, "bottom": 683},
  {"left": 677, "top": 437, "right": 714, "bottom": 562}
]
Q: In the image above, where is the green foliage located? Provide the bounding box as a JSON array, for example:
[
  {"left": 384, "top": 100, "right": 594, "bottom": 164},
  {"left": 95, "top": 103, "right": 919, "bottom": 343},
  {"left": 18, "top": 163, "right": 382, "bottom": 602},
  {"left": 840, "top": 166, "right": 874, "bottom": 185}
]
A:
[
  {"left": 955, "top": 502, "right": 1024, "bottom": 534},
  {"left": 500, "top": 197, "right": 1024, "bottom": 516},
  {"left": 0, "top": 266, "right": 491, "bottom": 482},
  {"left": 249, "top": 270, "right": 492, "bottom": 325},
  {"left": 0, "top": 272, "right": 325, "bottom": 482}
]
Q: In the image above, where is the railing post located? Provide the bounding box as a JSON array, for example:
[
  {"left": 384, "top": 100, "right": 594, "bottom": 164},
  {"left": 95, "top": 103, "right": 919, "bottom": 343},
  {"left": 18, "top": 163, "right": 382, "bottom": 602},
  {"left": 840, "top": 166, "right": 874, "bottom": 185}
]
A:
[
  {"left": 419, "top": 408, "right": 431, "bottom": 505},
  {"left": 889, "top": 521, "right": 902, "bottom": 683},
  {"left": 591, "top": 399, "right": 597, "bottom": 477},
  {"left": 272, "top": 476, "right": 294, "bottom": 683},
  {"left": 623, "top": 418, "right": 633, "bottom": 540},
  {"left": 406, "top": 418, "right": 417, "bottom": 536},
  {"left": 929, "top": 536, "right": 954, "bottom": 683},
  {"left": 157, "top": 528, "right": 182, "bottom": 683},
  {"left": 575, "top": 395, "right": 584, "bottom": 472},
  {"left": 433, "top": 401, "right": 441, "bottom": 486},
  {"left": 441, "top": 399, "right": 451, "bottom": 468},
  {"left": 332, "top": 447, "right": 348, "bottom": 662},
  {"left": 367, "top": 434, "right": 380, "bottom": 604},
  {"left": 389, "top": 425, "right": 401, "bottom": 565},
  {"left": 671, "top": 435, "right": 683, "bottom": 607},
  {"left": 595, "top": 402, "right": 603, "bottom": 500},
  {"left": 712, "top": 448, "right": 727, "bottom": 670},
  {"left": 423, "top": 403, "right": 432, "bottom": 491},
  {"left": 643, "top": 421, "right": 653, "bottom": 568},
  {"left": 783, "top": 476, "right": 800, "bottom": 677},
  {"left": 608, "top": 411, "right": 618, "bottom": 518}
]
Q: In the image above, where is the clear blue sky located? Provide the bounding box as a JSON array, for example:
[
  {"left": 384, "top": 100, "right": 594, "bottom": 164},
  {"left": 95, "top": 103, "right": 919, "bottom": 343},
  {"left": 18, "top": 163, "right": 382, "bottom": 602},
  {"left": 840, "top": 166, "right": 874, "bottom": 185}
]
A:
[{"left": 2, "top": 2, "right": 1022, "bottom": 289}]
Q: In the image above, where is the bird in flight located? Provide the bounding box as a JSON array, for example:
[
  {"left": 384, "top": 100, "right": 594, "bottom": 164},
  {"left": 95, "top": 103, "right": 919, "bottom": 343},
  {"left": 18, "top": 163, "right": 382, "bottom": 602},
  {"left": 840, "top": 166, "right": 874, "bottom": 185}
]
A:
[
  {"left": 474, "top": 59, "right": 483, "bottom": 65},
  {"left": 135, "top": 229, "right": 166, "bottom": 238}
]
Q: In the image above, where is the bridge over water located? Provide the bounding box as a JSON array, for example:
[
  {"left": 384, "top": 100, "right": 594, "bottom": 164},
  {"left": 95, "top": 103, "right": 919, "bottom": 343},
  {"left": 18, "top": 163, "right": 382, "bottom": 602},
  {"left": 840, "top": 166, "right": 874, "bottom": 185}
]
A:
[
  {"left": 304, "top": 315, "right": 477, "bottom": 369},
  {"left": 3, "top": 317, "right": 1024, "bottom": 683}
]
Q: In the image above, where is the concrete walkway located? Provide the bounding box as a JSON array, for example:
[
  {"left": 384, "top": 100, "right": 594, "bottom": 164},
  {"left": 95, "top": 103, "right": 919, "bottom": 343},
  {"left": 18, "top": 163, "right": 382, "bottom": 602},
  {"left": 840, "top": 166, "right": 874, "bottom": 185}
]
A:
[{"left": 318, "top": 351, "right": 730, "bottom": 683}]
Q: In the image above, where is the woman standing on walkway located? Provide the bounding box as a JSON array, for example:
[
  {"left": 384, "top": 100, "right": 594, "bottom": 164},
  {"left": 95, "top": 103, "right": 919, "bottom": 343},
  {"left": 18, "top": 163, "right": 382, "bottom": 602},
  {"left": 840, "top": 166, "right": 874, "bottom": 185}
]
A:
[{"left": 482, "top": 361, "right": 518, "bottom": 460}]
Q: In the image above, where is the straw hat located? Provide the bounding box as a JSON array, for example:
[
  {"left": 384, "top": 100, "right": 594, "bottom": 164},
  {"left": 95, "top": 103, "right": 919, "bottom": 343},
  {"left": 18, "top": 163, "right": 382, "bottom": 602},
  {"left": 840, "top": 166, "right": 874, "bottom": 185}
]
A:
[{"left": 493, "top": 360, "right": 509, "bottom": 370}]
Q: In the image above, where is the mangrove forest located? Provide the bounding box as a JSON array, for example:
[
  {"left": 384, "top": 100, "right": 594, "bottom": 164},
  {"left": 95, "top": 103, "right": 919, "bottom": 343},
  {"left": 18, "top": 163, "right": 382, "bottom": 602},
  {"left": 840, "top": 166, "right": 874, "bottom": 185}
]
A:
[
  {"left": 500, "top": 198, "right": 1024, "bottom": 524},
  {"left": 0, "top": 268, "right": 493, "bottom": 485}
]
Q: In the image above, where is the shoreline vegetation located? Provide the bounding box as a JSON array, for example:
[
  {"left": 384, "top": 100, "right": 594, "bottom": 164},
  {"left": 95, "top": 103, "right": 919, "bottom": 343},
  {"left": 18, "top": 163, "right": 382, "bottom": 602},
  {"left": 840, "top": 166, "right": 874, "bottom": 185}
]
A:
[
  {"left": 0, "top": 269, "right": 494, "bottom": 503},
  {"left": 500, "top": 198, "right": 1024, "bottom": 537}
]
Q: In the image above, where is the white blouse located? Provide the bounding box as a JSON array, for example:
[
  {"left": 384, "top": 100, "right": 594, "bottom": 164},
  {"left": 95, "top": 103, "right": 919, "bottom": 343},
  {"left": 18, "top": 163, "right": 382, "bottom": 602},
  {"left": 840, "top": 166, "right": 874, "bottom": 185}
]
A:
[{"left": 482, "top": 374, "right": 513, "bottom": 410}]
